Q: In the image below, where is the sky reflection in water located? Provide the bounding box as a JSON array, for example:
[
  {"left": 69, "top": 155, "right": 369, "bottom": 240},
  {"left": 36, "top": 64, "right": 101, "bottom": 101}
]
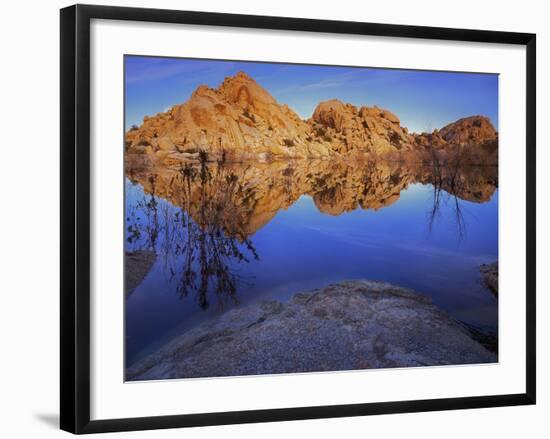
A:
[{"left": 125, "top": 160, "right": 498, "bottom": 366}]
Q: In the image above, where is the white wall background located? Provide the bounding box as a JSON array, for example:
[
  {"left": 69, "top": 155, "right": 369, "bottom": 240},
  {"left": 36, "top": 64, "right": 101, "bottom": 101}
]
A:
[{"left": 0, "top": 0, "right": 547, "bottom": 437}]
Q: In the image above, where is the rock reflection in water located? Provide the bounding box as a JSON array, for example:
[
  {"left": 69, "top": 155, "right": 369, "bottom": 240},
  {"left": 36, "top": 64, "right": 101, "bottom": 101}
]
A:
[
  {"left": 125, "top": 155, "right": 497, "bottom": 310},
  {"left": 126, "top": 160, "right": 260, "bottom": 310}
]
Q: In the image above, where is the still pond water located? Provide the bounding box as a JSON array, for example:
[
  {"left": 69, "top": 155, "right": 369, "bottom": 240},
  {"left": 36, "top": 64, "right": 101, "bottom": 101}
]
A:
[{"left": 124, "top": 159, "right": 498, "bottom": 366}]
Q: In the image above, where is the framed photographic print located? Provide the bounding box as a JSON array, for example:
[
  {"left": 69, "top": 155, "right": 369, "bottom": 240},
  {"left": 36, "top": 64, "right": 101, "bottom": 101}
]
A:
[{"left": 60, "top": 4, "right": 536, "bottom": 434}]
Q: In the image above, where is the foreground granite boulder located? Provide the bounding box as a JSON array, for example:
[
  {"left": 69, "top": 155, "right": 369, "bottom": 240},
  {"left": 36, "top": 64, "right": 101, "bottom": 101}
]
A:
[{"left": 127, "top": 280, "right": 496, "bottom": 380}]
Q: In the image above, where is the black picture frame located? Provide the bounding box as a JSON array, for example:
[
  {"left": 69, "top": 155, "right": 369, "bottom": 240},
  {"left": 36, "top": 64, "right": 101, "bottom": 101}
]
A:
[{"left": 60, "top": 4, "right": 536, "bottom": 434}]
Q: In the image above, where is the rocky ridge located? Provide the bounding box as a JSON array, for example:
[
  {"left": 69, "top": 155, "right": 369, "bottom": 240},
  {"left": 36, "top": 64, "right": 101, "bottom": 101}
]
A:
[{"left": 125, "top": 72, "right": 498, "bottom": 164}]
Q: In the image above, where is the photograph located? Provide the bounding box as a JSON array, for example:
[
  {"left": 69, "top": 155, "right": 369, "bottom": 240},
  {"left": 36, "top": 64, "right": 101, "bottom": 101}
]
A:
[
  {"left": 0, "top": 0, "right": 542, "bottom": 436},
  {"left": 124, "top": 56, "right": 499, "bottom": 381}
]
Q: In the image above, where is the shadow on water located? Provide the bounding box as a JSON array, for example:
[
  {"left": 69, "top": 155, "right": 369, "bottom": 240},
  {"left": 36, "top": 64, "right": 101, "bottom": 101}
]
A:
[{"left": 125, "top": 154, "right": 498, "bottom": 311}]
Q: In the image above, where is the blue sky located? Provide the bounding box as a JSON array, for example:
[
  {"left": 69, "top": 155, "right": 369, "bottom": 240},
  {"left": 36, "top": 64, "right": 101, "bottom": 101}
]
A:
[{"left": 125, "top": 56, "right": 498, "bottom": 134}]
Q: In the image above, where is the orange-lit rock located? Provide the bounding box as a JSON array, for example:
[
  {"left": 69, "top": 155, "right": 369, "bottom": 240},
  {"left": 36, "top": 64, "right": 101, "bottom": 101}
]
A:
[{"left": 125, "top": 72, "right": 498, "bottom": 164}]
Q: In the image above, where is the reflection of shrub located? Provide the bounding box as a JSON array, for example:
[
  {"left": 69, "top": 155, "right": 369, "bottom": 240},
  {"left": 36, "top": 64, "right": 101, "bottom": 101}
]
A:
[
  {"left": 125, "top": 140, "right": 132, "bottom": 150},
  {"left": 283, "top": 138, "right": 295, "bottom": 147}
]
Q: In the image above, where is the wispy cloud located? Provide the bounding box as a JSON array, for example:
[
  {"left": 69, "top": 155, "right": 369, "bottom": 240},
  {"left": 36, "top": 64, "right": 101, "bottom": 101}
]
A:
[
  {"left": 300, "top": 70, "right": 367, "bottom": 90},
  {"left": 273, "top": 68, "right": 401, "bottom": 95},
  {"left": 126, "top": 59, "right": 192, "bottom": 84}
]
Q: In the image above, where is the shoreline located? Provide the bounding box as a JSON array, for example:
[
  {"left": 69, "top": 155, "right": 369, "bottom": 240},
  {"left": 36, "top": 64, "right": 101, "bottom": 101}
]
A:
[{"left": 125, "top": 150, "right": 499, "bottom": 168}]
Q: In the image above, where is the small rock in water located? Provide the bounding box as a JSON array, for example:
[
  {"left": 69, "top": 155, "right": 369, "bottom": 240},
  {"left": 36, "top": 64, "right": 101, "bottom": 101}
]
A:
[
  {"left": 480, "top": 262, "right": 498, "bottom": 295},
  {"left": 125, "top": 250, "right": 156, "bottom": 296}
]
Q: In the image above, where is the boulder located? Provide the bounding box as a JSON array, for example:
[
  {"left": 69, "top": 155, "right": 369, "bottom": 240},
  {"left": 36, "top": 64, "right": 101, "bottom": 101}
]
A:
[
  {"left": 127, "top": 280, "right": 496, "bottom": 380},
  {"left": 309, "top": 100, "right": 413, "bottom": 155},
  {"left": 439, "top": 115, "right": 497, "bottom": 146},
  {"left": 125, "top": 250, "right": 156, "bottom": 296},
  {"left": 480, "top": 262, "right": 498, "bottom": 295},
  {"left": 126, "top": 71, "right": 315, "bottom": 160}
]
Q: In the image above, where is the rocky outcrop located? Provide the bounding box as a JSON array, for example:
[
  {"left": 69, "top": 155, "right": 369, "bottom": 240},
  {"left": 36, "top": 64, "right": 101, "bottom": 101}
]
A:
[
  {"left": 126, "top": 280, "right": 496, "bottom": 380},
  {"left": 480, "top": 262, "right": 498, "bottom": 295},
  {"left": 125, "top": 72, "right": 498, "bottom": 164},
  {"left": 125, "top": 250, "right": 156, "bottom": 296},
  {"left": 126, "top": 71, "right": 331, "bottom": 161},
  {"left": 439, "top": 116, "right": 497, "bottom": 146},
  {"left": 308, "top": 99, "right": 413, "bottom": 155},
  {"left": 414, "top": 116, "right": 498, "bottom": 164}
]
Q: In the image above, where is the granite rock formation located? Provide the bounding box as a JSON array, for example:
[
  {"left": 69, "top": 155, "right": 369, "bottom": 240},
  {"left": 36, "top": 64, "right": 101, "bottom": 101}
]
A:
[
  {"left": 126, "top": 280, "right": 497, "bottom": 380},
  {"left": 125, "top": 71, "right": 330, "bottom": 160},
  {"left": 125, "top": 72, "right": 498, "bottom": 164},
  {"left": 308, "top": 99, "right": 412, "bottom": 155}
]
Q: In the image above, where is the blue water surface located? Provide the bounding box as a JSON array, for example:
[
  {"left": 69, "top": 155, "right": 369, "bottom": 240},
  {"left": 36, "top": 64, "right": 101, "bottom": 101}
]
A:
[{"left": 125, "top": 172, "right": 498, "bottom": 366}]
